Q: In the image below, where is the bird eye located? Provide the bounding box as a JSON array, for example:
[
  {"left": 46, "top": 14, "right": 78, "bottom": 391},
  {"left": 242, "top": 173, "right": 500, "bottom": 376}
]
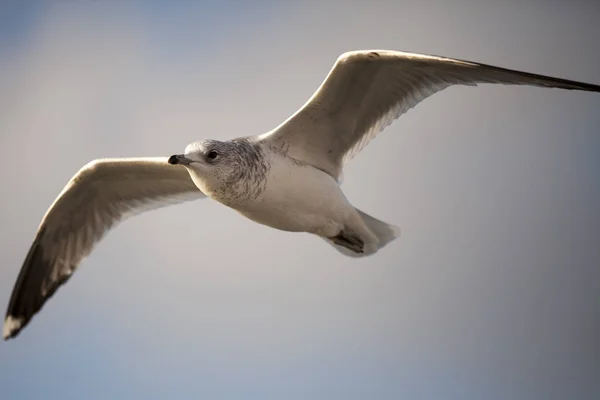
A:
[{"left": 207, "top": 150, "right": 219, "bottom": 160}]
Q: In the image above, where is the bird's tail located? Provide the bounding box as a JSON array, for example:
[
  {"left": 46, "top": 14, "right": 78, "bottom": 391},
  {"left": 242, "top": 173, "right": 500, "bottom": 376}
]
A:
[
  {"left": 324, "top": 208, "right": 401, "bottom": 258},
  {"left": 356, "top": 208, "right": 401, "bottom": 252}
]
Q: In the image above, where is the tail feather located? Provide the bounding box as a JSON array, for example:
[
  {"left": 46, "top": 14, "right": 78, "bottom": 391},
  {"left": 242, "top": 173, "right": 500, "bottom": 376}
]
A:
[
  {"left": 324, "top": 208, "right": 400, "bottom": 258},
  {"left": 355, "top": 208, "right": 401, "bottom": 250}
]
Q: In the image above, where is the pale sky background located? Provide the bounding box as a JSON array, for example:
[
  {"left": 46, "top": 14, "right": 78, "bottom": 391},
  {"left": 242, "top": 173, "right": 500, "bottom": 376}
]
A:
[{"left": 0, "top": 0, "right": 599, "bottom": 399}]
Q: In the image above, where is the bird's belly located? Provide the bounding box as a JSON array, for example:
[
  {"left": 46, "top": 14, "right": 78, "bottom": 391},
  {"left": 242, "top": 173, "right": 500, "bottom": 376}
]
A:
[
  {"left": 238, "top": 203, "right": 327, "bottom": 233},
  {"left": 235, "top": 162, "right": 351, "bottom": 235}
]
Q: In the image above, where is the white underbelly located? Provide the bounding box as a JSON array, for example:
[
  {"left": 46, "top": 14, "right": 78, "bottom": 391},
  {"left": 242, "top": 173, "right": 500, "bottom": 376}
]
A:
[{"left": 235, "top": 158, "right": 352, "bottom": 235}]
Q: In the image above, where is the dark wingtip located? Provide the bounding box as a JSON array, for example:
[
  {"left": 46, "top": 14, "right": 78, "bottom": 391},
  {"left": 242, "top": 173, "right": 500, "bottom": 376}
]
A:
[
  {"left": 3, "top": 226, "right": 73, "bottom": 341},
  {"left": 167, "top": 155, "right": 179, "bottom": 165},
  {"left": 549, "top": 79, "right": 600, "bottom": 92}
]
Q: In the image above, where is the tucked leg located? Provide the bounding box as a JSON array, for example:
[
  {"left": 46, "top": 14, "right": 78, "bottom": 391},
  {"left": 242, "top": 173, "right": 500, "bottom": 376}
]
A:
[{"left": 328, "top": 230, "right": 365, "bottom": 254}]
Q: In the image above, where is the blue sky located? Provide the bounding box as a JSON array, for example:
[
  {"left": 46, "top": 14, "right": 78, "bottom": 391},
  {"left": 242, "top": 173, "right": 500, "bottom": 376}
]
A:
[{"left": 0, "top": 1, "right": 599, "bottom": 399}]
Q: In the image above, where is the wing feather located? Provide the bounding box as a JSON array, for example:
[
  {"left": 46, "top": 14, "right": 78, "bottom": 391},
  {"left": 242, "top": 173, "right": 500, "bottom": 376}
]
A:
[
  {"left": 261, "top": 50, "right": 600, "bottom": 179},
  {"left": 3, "top": 157, "right": 205, "bottom": 340}
]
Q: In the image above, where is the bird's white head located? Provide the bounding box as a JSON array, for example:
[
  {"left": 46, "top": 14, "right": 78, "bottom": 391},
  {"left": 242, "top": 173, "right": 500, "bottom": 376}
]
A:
[
  {"left": 168, "top": 140, "right": 222, "bottom": 166},
  {"left": 168, "top": 139, "right": 269, "bottom": 203},
  {"left": 168, "top": 139, "right": 230, "bottom": 194}
]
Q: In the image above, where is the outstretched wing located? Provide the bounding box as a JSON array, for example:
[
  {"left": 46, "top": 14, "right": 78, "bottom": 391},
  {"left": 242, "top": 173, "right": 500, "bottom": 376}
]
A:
[
  {"left": 261, "top": 50, "right": 600, "bottom": 180},
  {"left": 3, "top": 157, "right": 205, "bottom": 340}
]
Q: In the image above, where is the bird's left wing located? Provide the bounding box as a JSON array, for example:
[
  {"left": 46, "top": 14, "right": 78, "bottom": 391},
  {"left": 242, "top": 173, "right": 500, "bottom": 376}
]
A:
[
  {"left": 3, "top": 157, "right": 205, "bottom": 340},
  {"left": 260, "top": 50, "right": 600, "bottom": 180}
]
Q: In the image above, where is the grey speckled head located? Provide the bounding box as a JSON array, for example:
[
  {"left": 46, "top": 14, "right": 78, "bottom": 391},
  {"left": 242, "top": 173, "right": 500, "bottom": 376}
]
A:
[{"left": 179, "top": 138, "right": 270, "bottom": 204}]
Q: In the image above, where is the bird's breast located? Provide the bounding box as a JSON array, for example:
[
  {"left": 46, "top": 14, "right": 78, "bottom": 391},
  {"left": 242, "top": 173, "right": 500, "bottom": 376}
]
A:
[{"left": 233, "top": 154, "right": 351, "bottom": 233}]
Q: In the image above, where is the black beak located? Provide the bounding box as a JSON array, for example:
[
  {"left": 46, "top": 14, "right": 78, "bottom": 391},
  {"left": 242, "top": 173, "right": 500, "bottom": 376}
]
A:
[{"left": 168, "top": 154, "right": 191, "bottom": 165}]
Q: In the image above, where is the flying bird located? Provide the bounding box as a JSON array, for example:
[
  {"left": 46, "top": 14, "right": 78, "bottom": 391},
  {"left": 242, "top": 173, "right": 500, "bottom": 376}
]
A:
[{"left": 3, "top": 50, "right": 600, "bottom": 340}]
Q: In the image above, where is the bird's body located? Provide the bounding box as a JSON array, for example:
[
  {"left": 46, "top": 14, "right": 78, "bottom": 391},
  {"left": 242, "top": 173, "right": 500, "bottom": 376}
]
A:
[
  {"left": 3, "top": 49, "right": 600, "bottom": 340},
  {"left": 232, "top": 145, "right": 352, "bottom": 236},
  {"left": 181, "top": 139, "right": 389, "bottom": 254}
]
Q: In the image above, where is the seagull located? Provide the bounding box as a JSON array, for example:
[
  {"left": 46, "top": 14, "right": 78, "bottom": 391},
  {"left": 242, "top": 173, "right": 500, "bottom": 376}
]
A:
[{"left": 3, "top": 50, "right": 600, "bottom": 340}]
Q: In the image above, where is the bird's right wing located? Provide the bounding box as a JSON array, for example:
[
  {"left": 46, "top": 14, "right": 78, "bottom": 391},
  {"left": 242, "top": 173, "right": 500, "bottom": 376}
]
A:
[{"left": 3, "top": 157, "right": 205, "bottom": 340}]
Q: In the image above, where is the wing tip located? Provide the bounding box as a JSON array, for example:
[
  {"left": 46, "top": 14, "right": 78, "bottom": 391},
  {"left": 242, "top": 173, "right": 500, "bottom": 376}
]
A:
[
  {"left": 2, "top": 315, "right": 24, "bottom": 341},
  {"left": 568, "top": 81, "right": 600, "bottom": 92}
]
